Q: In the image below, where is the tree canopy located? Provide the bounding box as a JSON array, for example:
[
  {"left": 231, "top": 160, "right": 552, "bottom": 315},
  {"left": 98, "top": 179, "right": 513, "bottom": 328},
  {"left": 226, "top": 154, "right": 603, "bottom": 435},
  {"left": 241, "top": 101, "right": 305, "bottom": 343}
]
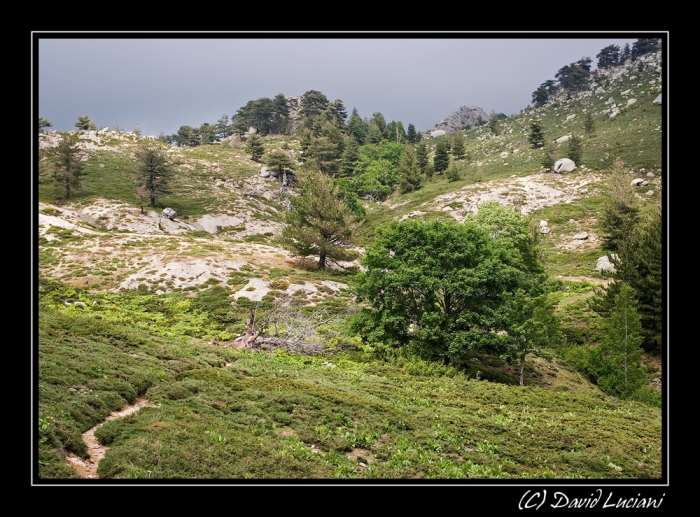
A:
[{"left": 353, "top": 203, "right": 549, "bottom": 365}]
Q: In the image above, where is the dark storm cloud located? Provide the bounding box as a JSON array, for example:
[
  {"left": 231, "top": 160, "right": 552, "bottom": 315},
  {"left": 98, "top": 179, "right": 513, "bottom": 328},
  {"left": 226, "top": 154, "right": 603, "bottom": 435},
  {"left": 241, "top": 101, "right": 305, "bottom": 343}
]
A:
[{"left": 37, "top": 35, "right": 644, "bottom": 138}]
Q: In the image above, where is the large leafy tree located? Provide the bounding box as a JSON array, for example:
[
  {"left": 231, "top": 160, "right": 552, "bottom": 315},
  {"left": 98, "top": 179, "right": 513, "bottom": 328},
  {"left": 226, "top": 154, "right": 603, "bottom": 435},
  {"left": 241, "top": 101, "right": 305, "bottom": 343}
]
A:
[
  {"left": 54, "top": 134, "right": 85, "bottom": 199},
  {"left": 134, "top": 143, "right": 175, "bottom": 208},
  {"left": 281, "top": 170, "right": 358, "bottom": 270},
  {"left": 353, "top": 206, "right": 545, "bottom": 364},
  {"left": 500, "top": 291, "right": 562, "bottom": 386}
]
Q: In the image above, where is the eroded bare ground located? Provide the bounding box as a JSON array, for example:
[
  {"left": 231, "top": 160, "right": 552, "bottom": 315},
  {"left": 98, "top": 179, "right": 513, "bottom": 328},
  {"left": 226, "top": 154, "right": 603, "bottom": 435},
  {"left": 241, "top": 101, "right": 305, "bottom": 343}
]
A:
[{"left": 65, "top": 396, "right": 153, "bottom": 479}]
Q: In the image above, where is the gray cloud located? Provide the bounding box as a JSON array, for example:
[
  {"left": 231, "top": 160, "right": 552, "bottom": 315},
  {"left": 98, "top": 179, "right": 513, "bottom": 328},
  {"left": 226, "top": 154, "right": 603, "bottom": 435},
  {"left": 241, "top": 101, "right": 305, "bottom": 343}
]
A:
[{"left": 37, "top": 34, "right": 645, "bottom": 137}]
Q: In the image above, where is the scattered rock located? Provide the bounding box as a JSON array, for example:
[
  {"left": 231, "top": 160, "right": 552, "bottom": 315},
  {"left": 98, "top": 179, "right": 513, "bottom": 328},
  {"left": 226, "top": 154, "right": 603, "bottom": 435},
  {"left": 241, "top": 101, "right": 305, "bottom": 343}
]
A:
[
  {"left": 555, "top": 135, "right": 571, "bottom": 144},
  {"left": 595, "top": 254, "right": 618, "bottom": 273},
  {"left": 653, "top": 94, "right": 662, "bottom": 105},
  {"left": 161, "top": 207, "right": 177, "bottom": 220},
  {"left": 631, "top": 178, "right": 648, "bottom": 187},
  {"left": 553, "top": 158, "right": 576, "bottom": 173},
  {"left": 573, "top": 232, "right": 588, "bottom": 240}
]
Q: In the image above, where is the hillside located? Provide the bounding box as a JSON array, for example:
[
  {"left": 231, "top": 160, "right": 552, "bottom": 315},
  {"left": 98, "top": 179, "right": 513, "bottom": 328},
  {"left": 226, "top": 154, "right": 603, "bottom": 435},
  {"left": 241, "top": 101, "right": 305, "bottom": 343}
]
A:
[{"left": 35, "top": 48, "right": 664, "bottom": 481}]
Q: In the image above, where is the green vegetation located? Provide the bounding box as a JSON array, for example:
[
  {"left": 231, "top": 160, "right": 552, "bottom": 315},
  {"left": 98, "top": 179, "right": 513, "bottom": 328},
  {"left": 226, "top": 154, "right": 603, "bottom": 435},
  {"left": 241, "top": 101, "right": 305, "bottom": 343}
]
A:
[{"left": 37, "top": 44, "right": 664, "bottom": 480}]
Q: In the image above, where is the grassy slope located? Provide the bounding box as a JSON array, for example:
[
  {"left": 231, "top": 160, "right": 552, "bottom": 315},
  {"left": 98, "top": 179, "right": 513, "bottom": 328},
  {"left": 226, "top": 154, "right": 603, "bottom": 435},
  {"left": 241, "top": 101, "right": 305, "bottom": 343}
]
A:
[{"left": 36, "top": 53, "right": 664, "bottom": 480}]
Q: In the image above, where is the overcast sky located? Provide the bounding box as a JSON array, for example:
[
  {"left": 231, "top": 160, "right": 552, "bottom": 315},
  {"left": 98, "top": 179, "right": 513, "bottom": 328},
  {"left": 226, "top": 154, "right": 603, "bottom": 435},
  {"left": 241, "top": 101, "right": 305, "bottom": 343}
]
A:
[{"left": 35, "top": 33, "right": 647, "bottom": 138}]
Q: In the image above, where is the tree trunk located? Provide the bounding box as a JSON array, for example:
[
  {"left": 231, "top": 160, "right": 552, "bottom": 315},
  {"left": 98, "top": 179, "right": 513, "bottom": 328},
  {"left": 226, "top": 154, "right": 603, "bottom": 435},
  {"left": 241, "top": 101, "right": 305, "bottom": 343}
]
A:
[
  {"left": 318, "top": 251, "right": 326, "bottom": 270},
  {"left": 443, "top": 355, "right": 450, "bottom": 366}
]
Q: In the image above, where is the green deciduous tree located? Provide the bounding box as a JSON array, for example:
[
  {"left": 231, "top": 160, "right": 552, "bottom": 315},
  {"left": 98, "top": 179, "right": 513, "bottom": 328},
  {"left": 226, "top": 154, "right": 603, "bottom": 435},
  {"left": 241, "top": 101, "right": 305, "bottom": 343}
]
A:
[
  {"left": 134, "top": 143, "right": 175, "bottom": 208},
  {"left": 74, "top": 115, "right": 97, "bottom": 131},
  {"left": 353, "top": 204, "right": 546, "bottom": 364},
  {"left": 501, "top": 291, "right": 562, "bottom": 386},
  {"left": 54, "top": 134, "right": 84, "bottom": 199},
  {"left": 281, "top": 170, "right": 358, "bottom": 270}
]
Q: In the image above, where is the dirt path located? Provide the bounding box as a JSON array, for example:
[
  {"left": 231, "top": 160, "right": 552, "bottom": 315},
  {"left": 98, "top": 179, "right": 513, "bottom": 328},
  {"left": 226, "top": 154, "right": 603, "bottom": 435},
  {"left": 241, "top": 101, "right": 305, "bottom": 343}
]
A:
[{"left": 65, "top": 395, "right": 153, "bottom": 479}]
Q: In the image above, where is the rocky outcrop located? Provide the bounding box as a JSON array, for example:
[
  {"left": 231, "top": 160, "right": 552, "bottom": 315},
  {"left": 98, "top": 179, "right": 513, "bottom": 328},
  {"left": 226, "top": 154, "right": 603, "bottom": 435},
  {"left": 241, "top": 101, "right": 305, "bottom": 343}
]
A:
[{"left": 426, "top": 105, "right": 489, "bottom": 135}]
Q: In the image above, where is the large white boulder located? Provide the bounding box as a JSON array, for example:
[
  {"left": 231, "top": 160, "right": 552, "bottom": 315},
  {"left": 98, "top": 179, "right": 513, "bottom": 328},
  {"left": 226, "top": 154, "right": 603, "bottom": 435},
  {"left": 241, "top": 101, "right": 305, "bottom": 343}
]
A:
[
  {"left": 595, "top": 255, "right": 618, "bottom": 273},
  {"left": 553, "top": 158, "right": 576, "bottom": 174},
  {"left": 430, "top": 130, "right": 446, "bottom": 138},
  {"left": 555, "top": 135, "right": 571, "bottom": 144}
]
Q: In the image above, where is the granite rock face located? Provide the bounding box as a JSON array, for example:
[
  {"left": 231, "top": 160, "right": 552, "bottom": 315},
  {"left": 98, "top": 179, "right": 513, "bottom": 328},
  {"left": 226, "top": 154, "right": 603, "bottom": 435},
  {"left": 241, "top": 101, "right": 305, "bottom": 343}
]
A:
[{"left": 426, "top": 105, "right": 489, "bottom": 135}]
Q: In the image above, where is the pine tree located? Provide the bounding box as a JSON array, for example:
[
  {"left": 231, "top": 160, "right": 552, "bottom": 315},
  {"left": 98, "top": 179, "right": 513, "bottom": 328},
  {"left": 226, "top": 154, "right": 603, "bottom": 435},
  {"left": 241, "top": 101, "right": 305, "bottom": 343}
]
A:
[
  {"left": 568, "top": 133, "right": 582, "bottom": 164},
  {"left": 596, "top": 44, "right": 621, "bottom": 69},
  {"left": 244, "top": 134, "right": 265, "bottom": 161},
  {"left": 528, "top": 118, "right": 545, "bottom": 149},
  {"left": 281, "top": 170, "right": 358, "bottom": 270},
  {"left": 433, "top": 138, "right": 450, "bottom": 174},
  {"left": 542, "top": 142, "right": 557, "bottom": 172},
  {"left": 415, "top": 140, "right": 429, "bottom": 175},
  {"left": 347, "top": 108, "right": 368, "bottom": 145},
  {"left": 339, "top": 135, "right": 359, "bottom": 177},
  {"left": 397, "top": 144, "right": 422, "bottom": 193},
  {"left": 74, "top": 115, "right": 97, "bottom": 131},
  {"left": 591, "top": 283, "right": 645, "bottom": 398},
  {"left": 38, "top": 117, "right": 53, "bottom": 132},
  {"left": 631, "top": 38, "right": 661, "bottom": 59},
  {"left": 54, "top": 134, "right": 84, "bottom": 199},
  {"left": 445, "top": 158, "right": 462, "bottom": 182},
  {"left": 406, "top": 123, "right": 417, "bottom": 144},
  {"left": 134, "top": 143, "right": 175, "bottom": 208},
  {"left": 488, "top": 112, "right": 501, "bottom": 136},
  {"left": 584, "top": 112, "right": 595, "bottom": 138},
  {"left": 451, "top": 131, "right": 466, "bottom": 160}
]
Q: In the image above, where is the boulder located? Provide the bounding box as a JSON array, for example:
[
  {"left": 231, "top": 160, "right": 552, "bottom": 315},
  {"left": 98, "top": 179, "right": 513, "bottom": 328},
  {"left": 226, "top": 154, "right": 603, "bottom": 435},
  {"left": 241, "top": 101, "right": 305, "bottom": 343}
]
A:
[
  {"left": 609, "top": 111, "right": 619, "bottom": 119},
  {"left": 553, "top": 158, "right": 576, "bottom": 174},
  {"left": 573, "top": 232, "right": 588, "bottom": 240},
  {"left": 605, "top": 97, "right": 614, "bottom": 105},
  {"left": 595, "top": 87, "right": 605, "bottom": 95},
  {"left": 566, "top": 114, "right": 576, "bottom": 121},
  {"left": 500, "top": 151, "right": 509, "bottom": 158},
  {"left": 627, "top": 98, "right": 637, "bottom": 107},
  {"left": 162, "top": 207, "right": 177, "bottom": 220},
  {"left": 430, "top": 130, "right": 446, "bottom": 138},
  {"left": 540, "top": 226, "right": 551, "bottom": 234},
  {"left": 259, "top": 166, "right": 270, "bottom": 178},
  {"left": 595, "top": 254, "right": 618, "bottom": 273},
  {"left": 653, "top": 94, "right": 662, "bottom": 105},
  {"left": 555, "top": 135, "right": 571, "bottom": 144},
  {"left": 631, "top": 178, "right": 648, "bottom": 187}
]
